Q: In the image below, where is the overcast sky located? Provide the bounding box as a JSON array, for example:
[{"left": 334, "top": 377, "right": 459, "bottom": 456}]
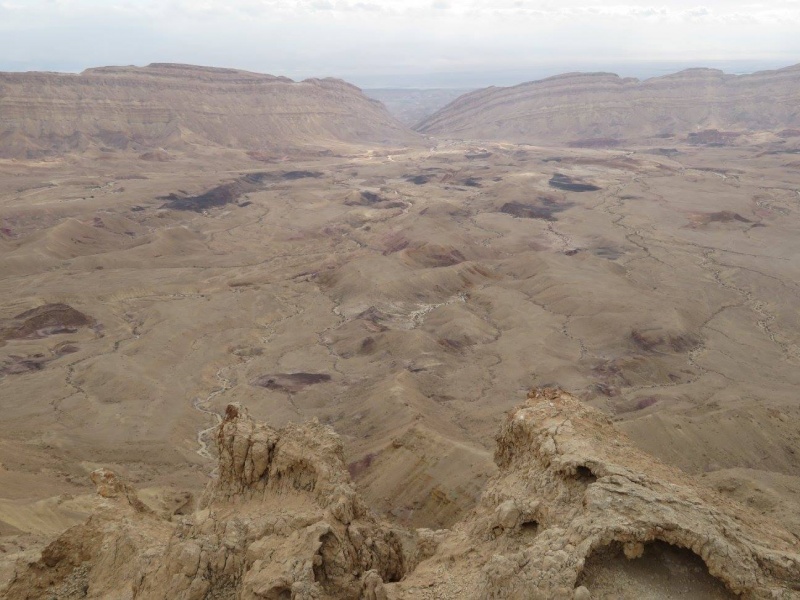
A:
[{"left": 1, "top": 0, "right": 799, "bottom": 87}]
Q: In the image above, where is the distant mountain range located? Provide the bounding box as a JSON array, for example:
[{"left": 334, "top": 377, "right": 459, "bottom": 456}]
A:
[
  {"left": 0, "top": 63, "right": 420, "bottom": 159},
  {"left": 3, "top": 62, "right": 800, "bottom": 158},
  {"left": 416, "top": 64, "right": 800, "bottom": 144}
]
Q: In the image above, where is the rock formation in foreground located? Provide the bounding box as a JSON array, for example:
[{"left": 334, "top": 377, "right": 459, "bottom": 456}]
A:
[
  {"left": 4, "top": 391, "right": 799, "bottom": 599},
  {"left": 416, "top": 64, "right": 800, "bottom": 144},
  {"left": 0, "top": 63, "right": 420, "bottom": 158}
]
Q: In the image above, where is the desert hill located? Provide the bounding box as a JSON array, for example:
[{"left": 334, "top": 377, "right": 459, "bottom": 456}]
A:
[
  {"left": 416, "top": 64, "right": 800, "bottom": 144},
  {"left": 2, "top": 61, "right": 800, "bottom": 599},
  {"left": 0, "top": 63, "right": 421, "bottom": 158}
]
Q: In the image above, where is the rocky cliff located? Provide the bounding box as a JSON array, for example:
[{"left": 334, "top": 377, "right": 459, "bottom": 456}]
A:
[
  {"left": 3, "top": 391, "right": 799, "bottom": 599},
  {"left": 0, "top": 63, "right": 420, "bottom": 158},
  {"left": 416, "top": 64, "right": 800, "bottom": 144}
]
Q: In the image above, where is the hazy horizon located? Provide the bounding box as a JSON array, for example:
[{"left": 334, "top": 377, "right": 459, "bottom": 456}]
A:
[
  {"left": 1, "top": 1, "right": 799, "bottom": 88},
  {"left": 1, "top": 58, "right": 797, "bottom": 90}
]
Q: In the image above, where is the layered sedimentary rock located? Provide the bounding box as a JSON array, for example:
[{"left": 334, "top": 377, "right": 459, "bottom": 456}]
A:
[
  {"left": 0, "top": 63, "right": 420, "bottom": 158},
  {"left": 4, "top": 392, "right": 800, "bottom": 598},
  {"left": 3, "top": 403, "right": 408, "bottom": 599},
  {"left": 416, "top": 64, "right": 800, "bottom": 143},
  {"left": 393, "top": 388, "right": 800, "bottom": 598}
]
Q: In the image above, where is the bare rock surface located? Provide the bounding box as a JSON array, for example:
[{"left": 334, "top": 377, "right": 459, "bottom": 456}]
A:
[
  {"left": 4, "top": 392, "right": 800, "bottom": 598},
  {"left": 390, "top": 388, "right": 800, "bottom": 599},
  {"left": 0, "top": 63, "right": 421, "bottom": 158},
  {"left": 417, "top": 64, "right": 800, "bottom": 143},
  {"left": 3, "top": 403, "right": 406, "bottom": 599}
]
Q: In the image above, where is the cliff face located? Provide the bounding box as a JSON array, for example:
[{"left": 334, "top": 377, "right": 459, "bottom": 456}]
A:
[
  {"left": 416, "top": 64, "right": 800, "bottom": 143},
  {"left": 4, "top": 392, "right": 800, "bottom": 599},
  {"left": 0, "top": 63, "right": 420, "bottom": 158}
]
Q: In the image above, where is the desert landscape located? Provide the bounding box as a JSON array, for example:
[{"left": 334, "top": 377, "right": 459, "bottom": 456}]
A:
[{"left": 1, "top": 63, "right": 800, "bottom": 598}]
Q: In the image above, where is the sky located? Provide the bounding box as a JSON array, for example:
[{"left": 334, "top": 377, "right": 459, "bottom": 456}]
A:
[{"left": 1, "top": 0, "right": 799, "bottom": 87}]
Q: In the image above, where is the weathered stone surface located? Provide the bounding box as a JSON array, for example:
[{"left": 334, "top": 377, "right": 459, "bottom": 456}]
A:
[
  {"left": 389, "top": 388, "right": 800, "bottom": 599},
  {"left": 0, "top": 63, "right": 420, "bottom": 158},
  {"left": 4, "top": 403, "right": 405, "bottom": 599},
  {"left": 417, "top": 65, "right": 800, "bottom": 143},
  {"left": 5, "top": 392, "right": 800, "bottom": 599}
]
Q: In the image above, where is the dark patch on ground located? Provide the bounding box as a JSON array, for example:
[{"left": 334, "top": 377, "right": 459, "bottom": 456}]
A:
[
  {"left": 462, "top": 177, "right": 482, "bottom": 187},
  {"left": 438, "top": 338, "right": 465, "bottom": 352},
  {"left": 360, "top": 191, "right": 382, "bottom": 204},
  {"left": 549, "top": 173, "right": 601, "bottom": 192},
  {"left": 611, "top": 395, "right": 663, "bottom": 415},
  {"left": 0, "top": 354, "right": 50, "bottom": 376},
  {"left": 52, "top": 342, "right": 80, "bottom": 356},
  {"left": 282, "top": 170, "right": 322, "bottom": 180},
  {"left": 356, "top": 307, "right": 391, "bottom": 332},
  {"left": 760, "top": 148, "right": 800, "bottom": 156},
  {"left": 251, "top": 372, "right": 332, "bottom": 393},
  {"left": 1, "top": 304, "right": 93, "bottom": 343},
  {"left": 159, "top": 176, "right": 264, "bottom": 211},
  {"left": 381, "top": 232, "right": 410, "bottom": 255},
  {"left": 160, "top": 171, "right": 322, "bottom": 211},
  {"left": 592, "top": 246, "right": 623, "bottom": 260},
  {"left": 500, "top": 197, "right": 575, "bottom": 221},
  {"left": 346, "top": 191, "right": 383, "bottom": 206},
  {"left": 687, "top": 129, "right": 741, "bottom": 146},
  {"left": 630, "top": 328, "right": 701, "bottom": 353},
  {"left": 346, "top": 191, "right": 406, "bottom": 210},
  {"left": 568, "top": 138, "right": 621, "bottom": 149},
  {"left": 404, "top": 243, "right": 466, "bottom": 268},
  {"left": 646, "top": 148, "right": 681, "bottom": 157},
  {"left": 777, "top": 129, "right": 800, "bottom": 138},
  {"left": 707, "top": 211, "right": 751, "bottom": 223},
  {"left": 405, "top": 175, "right": 430, "bottom": 185},
  {"left": 358, "top": 337, "right": 377, "bottom": 355},
  {"left": 465, "top": 151, "right": 492, "bottom": 159},
  {"left": 690, "top": 211, "right": 753, "bottom": 227},
  {"left": 347, "top": 452, "right": 377, "bottom": 479}
]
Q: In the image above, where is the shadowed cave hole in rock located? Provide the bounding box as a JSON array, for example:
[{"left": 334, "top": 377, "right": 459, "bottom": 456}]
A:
[
  {"left": 575, "top": 465, "right": 597, "bottom": 484},
  {"left": 265, "top": 586, "right": 292, "bottom": 600},
  {"left": 520, "top": 520, "right": 539, "bottom": 536},
  {"left": 278, "top": 460, "right": 318, "bottom": 492},
  {"left": 577, "top": 541, "right": 736, "bottom": 599}
]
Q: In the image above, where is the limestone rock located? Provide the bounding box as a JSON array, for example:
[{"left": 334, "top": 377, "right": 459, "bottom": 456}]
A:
[
  {"left": 5, "top": 392, "right": 800, "bottom": 599},
  {"left": 0, "top": 63, "right": 421, "bottom": 159},
  {"left": 5, "top": 403, "right": 405, "bottom": 599},
  {"left": 389, "top": 388, "right": 800, "bottom": 599},
  {"left": 417, "top": 65, "right": 800, "bottom": 143}
]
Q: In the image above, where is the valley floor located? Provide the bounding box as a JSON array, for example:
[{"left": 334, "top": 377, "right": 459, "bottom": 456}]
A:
[{"left": 1, "top": 138, "right": 799, "bottom": 558}]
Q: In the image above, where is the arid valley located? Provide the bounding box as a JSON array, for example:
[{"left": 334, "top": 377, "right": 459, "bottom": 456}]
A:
[{"left": 1, "top": 63, "right": 800, "bottom": 598}]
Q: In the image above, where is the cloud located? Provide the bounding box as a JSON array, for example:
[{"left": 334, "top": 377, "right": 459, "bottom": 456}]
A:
[
  {"left": 681, "top": 5, "right": 710, "bottom": 19},
  {"left": 0, "top": 0, "right": 798, "bottom": 83}
]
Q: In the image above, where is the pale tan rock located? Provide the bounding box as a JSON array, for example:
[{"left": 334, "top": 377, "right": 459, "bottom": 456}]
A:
[
  {"left": 6, "top": 393, "right": 800, "bottom": 599},
  {"left": 417, "top": 65, "right": 800, "bottom": 144},
  {"left": 389, "top": 388, "right": 800, "bottom": 599},
  {"left": 0, "top": 63, "right": 421, "bottom": 159},
  {"left": 574, "top": 585, "right": 591, "bottom": 600}
]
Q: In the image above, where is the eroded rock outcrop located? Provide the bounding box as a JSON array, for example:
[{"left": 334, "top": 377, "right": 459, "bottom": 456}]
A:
[
  {"left": 0, "top": 63, "right": 420, "bottom": 158},
  {"left": 5, "top": 403, "right": 405, "bottom": 599},
  {"left": 5, "top": 392, "right": 800, "bottom": 599},
  {"left": 390, "top": 388, "right": 800, "bottom": 599},
  {"left": 137, "top": 404, "right": 405, "bottom": 600},
  {"left": 417, "top": 64, "right": 800, "bottom": 143}
]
